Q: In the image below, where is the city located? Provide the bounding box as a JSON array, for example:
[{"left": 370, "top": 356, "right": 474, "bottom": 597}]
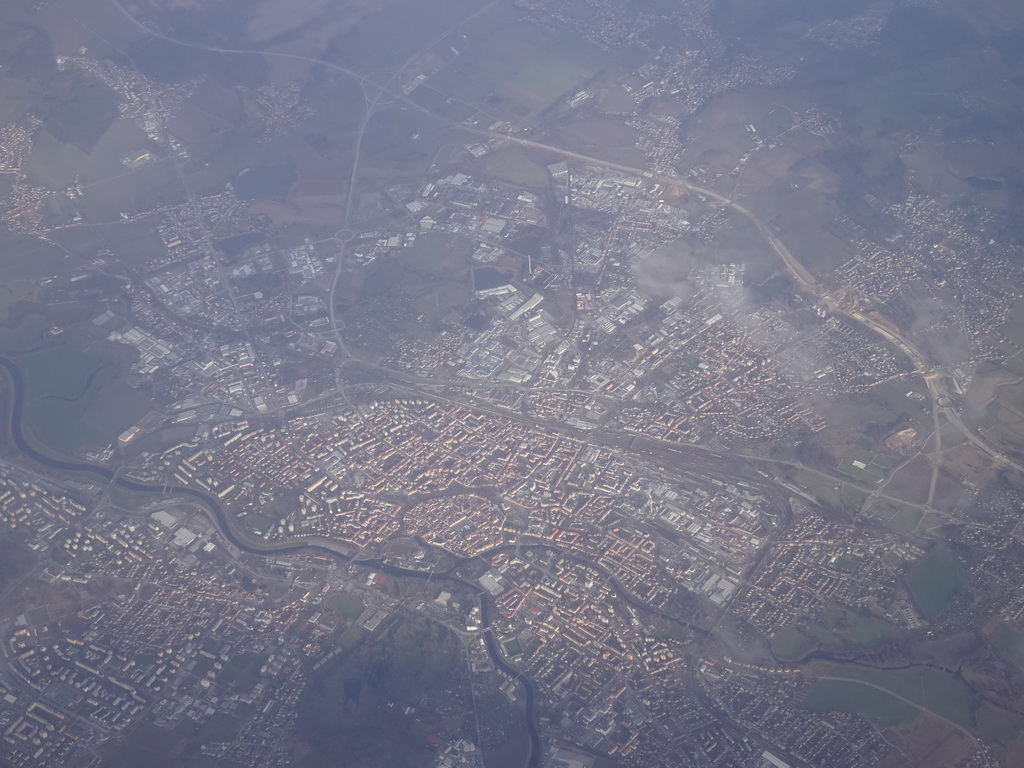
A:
[{"left": 0, "top": 0, "right": 1022, "bottom": 767}]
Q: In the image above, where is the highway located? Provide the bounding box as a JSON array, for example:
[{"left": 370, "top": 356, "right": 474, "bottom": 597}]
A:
[{"left": 925, "top": 373, "right": 1024, "bottom": 474}]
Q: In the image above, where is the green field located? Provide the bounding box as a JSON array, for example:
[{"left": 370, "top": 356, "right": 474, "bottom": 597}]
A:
[
  {"left": 358, "top": 107, "right": 451, "bottom": 177},
  {"left": 25, "top": 130, "right": 88, "bottom": 188},
  {"left": 79, "top": 119, "right": 154, "bottom": 186},
  {"left": 990, "top": 623, "right": 1024, "bottom": 670},
  {"left": 46, "top": 226, "right": 107, "bottom": 260},
  {"left": 422, "top": 16, "right": 607, "bottom": 122},
  {"left": 21, "top": 346, "right": 105, "bottom": 398},
  {"left": 856, "top": 377, "right": 932, "bottom": 431},
  {"left": 37, "top": 72, "right": 122, "bottom": 151},
  {"left": 218, "top": 652, "right": 265, "bottom": 692},
  {"left": 0, "top": 228, "right": 68, "bottom": 279},
  {"left": 17, "top": 345, "right": 154, "bottom": 454},
  {"left": 772, "top": 607, "right": 904, "bottom": 660},
  {"left": 885, "top": 505, "right": 923, "bottom": 533},
  {"left": 885, "top": 456, "right": 932, "bottom": 504},
  {"left": 907, "top": 546, "right": 969, "bottom": 620},
  {"left": 297, "top": 616, "right": 465, "bottom": 768},
  {"left": 26, "top": 399, "right": 108, "bottom": 454},
  {"left": 324, "top": 0, "right": 492, "bottom": 71},
  {"left": 791, "top": 469, "right": 866, "bottom": 514},
  {"left": 803, "top": 678, "right": 916, "bottom": 726},
  {"left": 977, "top": 705, "right": 1024, "bottom": 746},
  {"left": 0, "top": 315, "right": 48, "bottom": 355},
  {"left": 770, "top": 626, "right": 814, "bottom": 660},
  {"left": 806, "top": 664, "right": 975, "bottom": 730},
  {"left": 185, "top": 126, "right": 265, "bottom": 182},
  {"left": 325, "top": 592, "right": 366, "bottom": 623},
  {"left": 94, "top": 218, "right": 169, "bottom": 267},
  {"left": 0, "top": 278, "right": 34, "bottom": 323},
  {"left": 398, "top": 232, "right": 455, "bottom": 272},
  {"left": 810, "top": 606, "right": 905, "bottom": 647},
  {"left": 845, "top": 55, "right": 977, "bottom": 135},
  {"left": 81, "top": 379, "right": 154, "bottom": 434},
  {"left": 651, "top": 617, "right": 695, "bottom": 645}
]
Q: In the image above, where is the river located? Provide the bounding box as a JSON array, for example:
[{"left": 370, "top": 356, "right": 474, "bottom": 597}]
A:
[{"left": 0, "top": 355, "right": 543, "bottom": 768}]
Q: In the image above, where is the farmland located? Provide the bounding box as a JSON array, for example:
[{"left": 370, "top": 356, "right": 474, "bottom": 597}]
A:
[
  {"left": 295, "top": 616, "right": 467, "bottom": 768},
  {"left": 907, "top": 546, "right": 969, "bottom": 620},
  {"left": 802, "top": 678, "right": 916, "bottom": 726},
  {"left": 804, "top": 664, "right": 975, "bottom": 731},
  {"left": 16, "top": 344, "right": 154, "bottom": 455}
]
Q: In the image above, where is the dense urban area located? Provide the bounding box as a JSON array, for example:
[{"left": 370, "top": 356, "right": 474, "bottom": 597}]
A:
[{"left": 0, "top": 0, "right": 1023, "bottom": 767}]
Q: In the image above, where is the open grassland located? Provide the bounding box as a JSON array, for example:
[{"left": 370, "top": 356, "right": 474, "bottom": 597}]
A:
[
  {"left": 16, "top": 344, "right": 154, "bottom": 455},
  {"left": 829, "top": 665, "right": 974, "bottom": 730},
  {"left": 804, "top": 664, "right": 975, "bottom": 730},
  {"left": 36, "top": 71, "right": 121, "bottom": 152},
  {"left": 811, "top": 606, "right": 905, "bottom": 647},
  {"left": 322, "top": 0, "right": 491, "bottom": 71},
  {"left": 422, "top": 14, "right": 607, "bottom": 124},
  {"left": 976, "top": 705, "right": 1024, "bottom": 747},
  {"left": 803, "top": 678, "right": 916, "bottom": 726},
  {"left": 357, "top": 106, "right": 452, "bottom": 178},
  {"left": 296, "top": 616, "right": 466, "bottom": 768},
  {"left": 27, "top": 118, "right": 158, "bottom": 194},
  {"left": 772, "top": 606, "right": 905, "bottom": 661},
  {"left": 95, "top": 217, "right": 169, "bottom": 267},
  {"left": 0, "top": 314, "right": 48, "bottom": 355},
  {"left": 990, "top": 623, "right": 1024, "bottom": 670},
  {"left": 25, "top": 398, "right": 107, "bottom": 456},
  {"left": 0, "top": 278, "right": 35, "bottom": 323},
  {"left": 886, "top": 456, "right": 933, "bottom": 505},
  {"left": 885, "top": 504, "right": 923, "bottom": 533},
  {"left": 770, "top": 626, "right": 815, "bottom": 661},
  {"left": 907, "top": 546, "right": 969, "bottom": 620},
  {"left": 325, "top": 592, "right": 365, "bottom": 624},
  {"left": 791, "top": 468, "right": 867, "bottom": 515},
  {"left": 20, "top": 346, "right": 104, "bottom": 398},
  {"left": 0, "top": 229, "right": 68, "bottom": 280}
]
